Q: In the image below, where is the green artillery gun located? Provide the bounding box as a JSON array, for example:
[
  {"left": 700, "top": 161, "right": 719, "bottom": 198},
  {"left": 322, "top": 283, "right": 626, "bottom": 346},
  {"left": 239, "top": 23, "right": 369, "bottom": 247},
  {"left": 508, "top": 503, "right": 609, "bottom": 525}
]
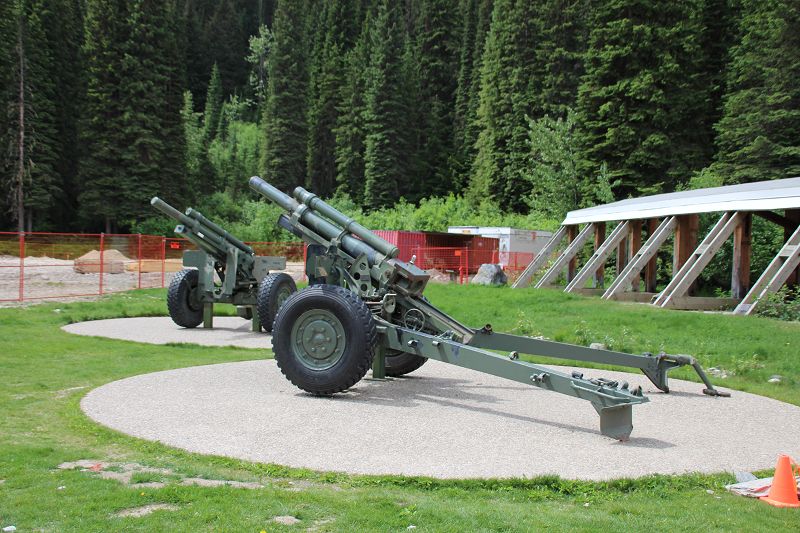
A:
[
  {"left": 249, "top": 177, "right": 728, "bottom": 440},
  {"left": 151, "top": 197, "right": 296, "bottom": 332}
]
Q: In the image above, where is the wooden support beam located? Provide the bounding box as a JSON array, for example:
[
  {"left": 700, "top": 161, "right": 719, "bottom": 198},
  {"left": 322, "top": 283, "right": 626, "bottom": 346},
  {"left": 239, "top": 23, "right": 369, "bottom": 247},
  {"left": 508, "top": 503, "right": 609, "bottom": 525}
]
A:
[
  {"left": 673, "top": 214, "right": 699, "bottom": 273},
  {"left": 735, "top": 223, "right": 800, "bottom": 315},
  {"left": 603, "top": 216, "right": 676, "bottom": 300},
  {"left": 672, "top": 214, "right": 699, "bottom": 296},
  {"left": 731, "top": 213, "right": 752, "bottom": 299},
  {"left": 593, "top": 223, "right": 606, "bottom": 288},
  {"left": 755, "top": 210, "right": 795, "bottom": 230},
  {"left": 511, "top": 225, "right": 568, "bottom": 288},
  {"left": 535, "top": 223, "right": 595, "bottom": 288},
  {"left": 565, "top": 221, "right": 630, "bottom": 293},
  {"left": 628, "top": 220, "right": 642, "bottom": 291},
  {"left": 645, "top": 218, "right": 658, "bottom": 292},
  {"left": 668, "top": 296, "right": 741, "bottom": 311},
  {"left": 567, "top": 225, "right": 578, "bottom": 281},
  {"left": 655, "top": 212, "right": 742, "bottom": 308}
]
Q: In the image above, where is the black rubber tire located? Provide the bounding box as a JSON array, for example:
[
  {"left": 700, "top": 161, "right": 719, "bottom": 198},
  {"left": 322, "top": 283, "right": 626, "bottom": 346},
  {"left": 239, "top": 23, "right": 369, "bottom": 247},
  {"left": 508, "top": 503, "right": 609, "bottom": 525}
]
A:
[
  {"left": 167, "top": 269, "right": 203, "bottom": 328},
  {"left": 272, "top": 285, "right": 377, "bottom": 395},
  {"left": 256, "top": 272, "right": 297, "bottom": 333},
  {"left": 385, "top": 351, "right": 428, "bottom": 377}
]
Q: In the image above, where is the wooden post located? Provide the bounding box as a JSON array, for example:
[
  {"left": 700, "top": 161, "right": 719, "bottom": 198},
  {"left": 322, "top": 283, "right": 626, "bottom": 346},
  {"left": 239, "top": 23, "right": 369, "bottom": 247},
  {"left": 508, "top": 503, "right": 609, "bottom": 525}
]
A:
[
  {"left": 785, "top": 209, "right": 800, "bottom": 287},
  {"left": 645, "top": 218, "right": 658, "bottom": 292},
  {"left": 732, "top": 213, "right": 752, "bottom": 298},
  {"left": 593, "top": 223, "right": 606, "bottom": 288},
  {"left": 567, "top": 224, "right": 578, "bottom": 282},
  {"left": 673, "top": 214, "right": 699, "bottom": 294},
  {"left": 628, "top": 220, "right": 643, "bottom": 291}
]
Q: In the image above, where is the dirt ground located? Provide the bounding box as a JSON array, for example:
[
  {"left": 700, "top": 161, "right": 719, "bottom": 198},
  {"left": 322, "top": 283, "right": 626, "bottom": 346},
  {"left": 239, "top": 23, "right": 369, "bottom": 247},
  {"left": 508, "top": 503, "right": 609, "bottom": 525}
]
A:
[{"left": 0, "top": 256, "right": 306, "bottom": 306}]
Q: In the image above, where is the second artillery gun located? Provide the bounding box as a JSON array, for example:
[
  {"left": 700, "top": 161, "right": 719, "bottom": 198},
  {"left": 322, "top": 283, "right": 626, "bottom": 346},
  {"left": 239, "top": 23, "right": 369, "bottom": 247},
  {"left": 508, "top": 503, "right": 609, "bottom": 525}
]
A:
[
  {"left": 249, "top": 176, "right": 728, "bottom": 441},
  {"left": 151, "top": 197, "right": 296, "bottom": 331}
]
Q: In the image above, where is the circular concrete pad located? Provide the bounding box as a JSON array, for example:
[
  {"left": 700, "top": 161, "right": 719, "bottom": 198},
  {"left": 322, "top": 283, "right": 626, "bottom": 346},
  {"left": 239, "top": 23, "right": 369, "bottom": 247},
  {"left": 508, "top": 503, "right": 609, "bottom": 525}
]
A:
[
  {"left": 63, "top": 317, "right": 271, "bottom": 349},
  {"left": 81, "top": 359, "right": 800, "bottom": 480}
]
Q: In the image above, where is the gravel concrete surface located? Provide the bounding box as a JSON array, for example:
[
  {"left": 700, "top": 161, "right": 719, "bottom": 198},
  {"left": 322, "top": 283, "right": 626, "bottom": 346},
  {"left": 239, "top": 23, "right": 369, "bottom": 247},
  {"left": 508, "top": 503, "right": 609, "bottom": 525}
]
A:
[
  {"left": 63, "top": 317, "right": 272, "bottom": 349},
  {"left": 80, "top": 354, "right": 800, "bottom": 480}
]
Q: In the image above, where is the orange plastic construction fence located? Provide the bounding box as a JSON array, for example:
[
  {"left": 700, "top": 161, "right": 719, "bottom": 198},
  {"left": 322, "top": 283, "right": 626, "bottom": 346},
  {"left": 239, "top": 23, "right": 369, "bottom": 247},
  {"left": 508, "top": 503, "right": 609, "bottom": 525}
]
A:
[{"left": 0, "top": 231, "right": 304, "bottom": 303}]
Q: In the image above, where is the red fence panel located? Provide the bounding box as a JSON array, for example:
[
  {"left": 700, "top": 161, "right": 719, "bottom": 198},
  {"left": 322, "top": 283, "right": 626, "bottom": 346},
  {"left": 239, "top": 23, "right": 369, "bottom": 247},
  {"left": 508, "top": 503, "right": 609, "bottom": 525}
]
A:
[{"left": 0, "top": 231, "right": 304, "bottom": 304}]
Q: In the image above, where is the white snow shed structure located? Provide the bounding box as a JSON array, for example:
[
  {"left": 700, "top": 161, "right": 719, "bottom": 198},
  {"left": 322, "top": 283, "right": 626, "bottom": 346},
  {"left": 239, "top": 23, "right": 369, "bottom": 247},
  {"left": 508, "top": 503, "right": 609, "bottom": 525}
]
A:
[{"left": 513, "top": 177, "right": 800, "bottom": 313}]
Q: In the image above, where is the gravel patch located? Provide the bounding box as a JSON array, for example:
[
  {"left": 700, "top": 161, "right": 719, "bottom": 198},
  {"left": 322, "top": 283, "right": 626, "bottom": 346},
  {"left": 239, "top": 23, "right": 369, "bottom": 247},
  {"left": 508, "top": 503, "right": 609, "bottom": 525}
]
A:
[{"left": 81, "top": 358, "right": 800, "bottom": 480}]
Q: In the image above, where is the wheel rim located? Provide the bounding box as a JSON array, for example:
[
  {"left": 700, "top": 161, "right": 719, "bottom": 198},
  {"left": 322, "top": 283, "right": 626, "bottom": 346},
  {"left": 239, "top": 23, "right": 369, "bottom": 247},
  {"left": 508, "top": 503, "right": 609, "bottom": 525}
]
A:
[
  {"left": 290, "top": 309, "right": 346, "bottom": 370},
  {"left": 276, "top": 285, "right": 292, "bottom": 308}
]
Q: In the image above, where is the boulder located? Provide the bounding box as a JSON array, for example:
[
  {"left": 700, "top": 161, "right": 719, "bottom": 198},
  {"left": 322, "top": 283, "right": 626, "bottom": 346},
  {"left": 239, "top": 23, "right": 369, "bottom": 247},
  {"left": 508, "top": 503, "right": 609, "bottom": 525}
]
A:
[
  {"left": 471, "top": 263, "right": 507, "bottom": 286},
  {"left": 73, "top": 249, "right": 129, "bottom": 274}
]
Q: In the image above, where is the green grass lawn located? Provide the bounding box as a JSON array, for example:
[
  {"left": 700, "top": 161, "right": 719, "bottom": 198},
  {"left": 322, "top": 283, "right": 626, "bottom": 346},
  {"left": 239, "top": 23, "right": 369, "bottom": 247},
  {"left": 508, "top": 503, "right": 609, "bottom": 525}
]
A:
[{"left": 1, "top": 285, "right": 799, "bottom": 531}]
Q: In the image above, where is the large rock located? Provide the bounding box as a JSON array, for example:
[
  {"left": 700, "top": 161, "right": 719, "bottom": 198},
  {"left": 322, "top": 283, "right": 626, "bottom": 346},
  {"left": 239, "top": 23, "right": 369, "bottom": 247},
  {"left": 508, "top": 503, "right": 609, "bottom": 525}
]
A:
[
  {"left": 471, "top": 264, "right": 507, "bottom": 286},
  {"left": 73, "top": 249, "right": 129, "bottom": 274}
]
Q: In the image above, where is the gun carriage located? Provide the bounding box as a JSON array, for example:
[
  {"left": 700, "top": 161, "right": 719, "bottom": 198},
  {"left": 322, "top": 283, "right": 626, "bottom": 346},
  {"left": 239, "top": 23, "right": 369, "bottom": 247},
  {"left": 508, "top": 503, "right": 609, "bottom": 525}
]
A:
[
  {"left": 249, "top": 177, "right": 728, "bottom": 440},
  {"left": 151, "top": 197, "right": 296, "bottom": 331}
]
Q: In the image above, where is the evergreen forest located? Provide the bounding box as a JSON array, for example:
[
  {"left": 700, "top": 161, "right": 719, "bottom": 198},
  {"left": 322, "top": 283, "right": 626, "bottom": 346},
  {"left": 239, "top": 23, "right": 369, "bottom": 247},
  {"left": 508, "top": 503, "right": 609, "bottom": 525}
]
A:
[{"left": 1, "top": 0, "right": 799, "bottom": 237}]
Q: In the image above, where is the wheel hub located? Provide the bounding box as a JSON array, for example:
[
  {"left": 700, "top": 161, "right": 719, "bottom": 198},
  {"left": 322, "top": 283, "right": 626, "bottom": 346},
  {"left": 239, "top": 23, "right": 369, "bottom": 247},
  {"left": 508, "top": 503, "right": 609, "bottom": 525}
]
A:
[
  {"left": 291, "top": 309, "right": 346, "bottom": 370},
  {"left": 277, "top": 287, "right": 292, "bottom": 308}
]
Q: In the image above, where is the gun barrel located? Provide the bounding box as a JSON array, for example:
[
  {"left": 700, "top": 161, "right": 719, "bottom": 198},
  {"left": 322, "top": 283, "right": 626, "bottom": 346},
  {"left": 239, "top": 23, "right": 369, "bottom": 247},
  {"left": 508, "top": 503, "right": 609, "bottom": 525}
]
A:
[
  {"left": 185, "top": 208, "right": 254, "bottom": 256},
  {"left": 293, "top": 187, "right": 398, "bottom": 258},
  {"left": 249, "top": 176, "right": 381, "bottom": 263},
  {"left": 151, "top": 197, "right": 192, "bottom": 226}
]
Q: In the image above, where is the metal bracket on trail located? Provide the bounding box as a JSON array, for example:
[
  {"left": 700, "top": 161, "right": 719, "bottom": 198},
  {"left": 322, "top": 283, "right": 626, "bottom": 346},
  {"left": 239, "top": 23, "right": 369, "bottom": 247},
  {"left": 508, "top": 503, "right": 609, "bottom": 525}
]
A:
[{"left": 249, "top": 176, "right": 729, "bottom": 441}]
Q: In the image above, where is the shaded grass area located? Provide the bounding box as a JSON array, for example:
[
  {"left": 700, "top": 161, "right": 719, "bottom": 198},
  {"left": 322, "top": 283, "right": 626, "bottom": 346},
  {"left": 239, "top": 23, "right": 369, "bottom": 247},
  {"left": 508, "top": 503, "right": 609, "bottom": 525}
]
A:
[{"left": 0, "top": 287, "right": 798, "bottom": 531}]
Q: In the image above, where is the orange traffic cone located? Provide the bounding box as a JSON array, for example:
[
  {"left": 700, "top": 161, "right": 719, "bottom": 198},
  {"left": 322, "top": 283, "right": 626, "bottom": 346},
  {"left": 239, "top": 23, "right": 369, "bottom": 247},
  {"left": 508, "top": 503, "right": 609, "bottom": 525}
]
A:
[{"left": 760, "top": 455, "right": 800, "bottom": 508}]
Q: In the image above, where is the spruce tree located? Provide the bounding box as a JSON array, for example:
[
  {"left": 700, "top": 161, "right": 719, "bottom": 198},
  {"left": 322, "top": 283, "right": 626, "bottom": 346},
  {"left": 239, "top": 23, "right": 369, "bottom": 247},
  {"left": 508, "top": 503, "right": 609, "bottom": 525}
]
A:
[
  {"left": 78, "top": 0, "right": 129, "bottom": 231},
  {"left": 0, "top": 1, "right": 13, "bottom": 228},
  {"left": 41, "top": 0, "right": 83, "bottom": 228},
  {"left": 575, "top": 0, "right": 709, "bottom": 198},
  {"left": 261, "top": 0, "right": 309, "bottom": 191},
  {"left": 453, "top": 0, "right": 493, "bottom": 189},
  {"left": 412, "top": 0, "right": 460, "bottom": 199},
  {"left": 203, "top": 63, "right": 224, "bottom": 143},
  {"left": 362, "top": 1, "right": 409, "bottom": 210},
  {"left": 80, "top": 0, "right": 186, "bottom": 230},
  {"left": 333, "top": 18, "right": 371, "bottom": 202},
  {"left": 21, "top": 0, "right": 61, "bottom": 230},
  {"left": 306, "top": 0, "right": 351, "bottom": 197},
  {"left": 469, "top": 0, "right": 541, "bottom": 212},
  {"left": 537, "top": 0, "right": 589, "bottom": 117},
  {"left": 711, "top": 0, "right": 800, "bottom": 183}
]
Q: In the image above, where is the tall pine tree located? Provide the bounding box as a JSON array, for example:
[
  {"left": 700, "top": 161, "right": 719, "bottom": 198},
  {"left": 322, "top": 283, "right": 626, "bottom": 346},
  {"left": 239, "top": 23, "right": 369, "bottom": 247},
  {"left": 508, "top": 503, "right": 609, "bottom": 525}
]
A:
[
  {"left": 261, "top": 0, "right": 309, "bottom": 191},
  {"left": 711, "top": 0, "right": 800, "bottom": 183},
  {"left": 333, "top": 13, "right": 372, "bottom": 202},
  {"left": 80, "top": 0, "right": 186, "bottom": 230},
  {"left": 78, "top": 0, "right": 130, "bottom": 230},
  {"left": 576, "top": 0, "right": 709, "bottom": 198},
  {"left": 362, "top": 1, "right": 410, "bottom": 209},
  {"left": 306, "top": 0, "right": 355, "bottom": 198},
  {"left": 411, "top": 0, "right": 461, "bottom": 199},
  {"left": 469, "top": 0, "right": 541, "bottom": 212},
  {"left": 453, "top": 0, "right": 493, "bottom": 190}
]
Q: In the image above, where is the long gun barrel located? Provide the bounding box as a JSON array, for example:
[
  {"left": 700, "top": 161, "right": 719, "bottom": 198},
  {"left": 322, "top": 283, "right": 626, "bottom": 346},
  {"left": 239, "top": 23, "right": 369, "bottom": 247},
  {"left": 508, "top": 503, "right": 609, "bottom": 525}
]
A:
[
  {"left": 151, "top": 197, "right": 254, "bottom": 258},
  {"left": 248, "top": 177, "right": 397, "bottom": 264}
]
